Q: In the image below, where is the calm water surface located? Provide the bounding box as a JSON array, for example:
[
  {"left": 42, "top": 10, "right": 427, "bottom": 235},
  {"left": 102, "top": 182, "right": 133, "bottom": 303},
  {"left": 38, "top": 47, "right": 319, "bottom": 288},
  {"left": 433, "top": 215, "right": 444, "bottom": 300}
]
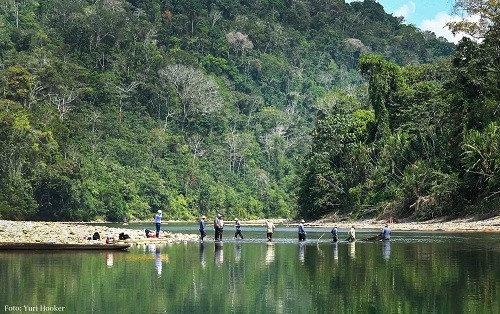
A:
[{"left": 1, "top": 224, "right": 499, "bottom": 313}]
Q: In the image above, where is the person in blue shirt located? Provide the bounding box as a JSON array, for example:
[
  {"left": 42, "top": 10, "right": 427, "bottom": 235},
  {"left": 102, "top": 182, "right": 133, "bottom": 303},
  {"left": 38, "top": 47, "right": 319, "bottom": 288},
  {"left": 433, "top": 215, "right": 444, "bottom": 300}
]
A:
[
  {"left": 234, "top": 218, "right": 244, "bottom": 239},
  {"left": 331, "top": 226, "right": 338, "bottom": 242},
  {"left": 154, "top": 210, "right": 162, "bottom": 238},
  {"left": 379, "top": 225, "right": 391, "bottom": 240},
  {"left": 199, "top": 216, "right": 206, "bottom": 242},
  {"left": 298, "top": 219, "right": 306, "bottom": 241}
]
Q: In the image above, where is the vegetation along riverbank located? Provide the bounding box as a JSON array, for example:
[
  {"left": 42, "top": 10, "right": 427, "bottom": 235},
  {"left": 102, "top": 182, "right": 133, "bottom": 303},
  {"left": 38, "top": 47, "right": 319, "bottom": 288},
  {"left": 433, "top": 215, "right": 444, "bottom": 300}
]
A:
[{"left": 0, "top": 1, "right": 497, "bottom": 225}]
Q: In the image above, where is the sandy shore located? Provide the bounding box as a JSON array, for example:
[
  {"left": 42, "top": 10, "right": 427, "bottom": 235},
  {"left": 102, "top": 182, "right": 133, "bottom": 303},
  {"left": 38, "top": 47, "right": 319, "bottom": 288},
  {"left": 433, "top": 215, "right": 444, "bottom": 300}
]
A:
[
  {"left": 238, "top": 216, "right": 500, "bottom": 232},
  {"left": 0, "top": 216, "right": 498, "bottom": 245},
  {"left": 0, "top": 220, "right": 199, "bottom": 245},
  {"left": 306, "top": 216, "right": 500, "bottom": 232}
]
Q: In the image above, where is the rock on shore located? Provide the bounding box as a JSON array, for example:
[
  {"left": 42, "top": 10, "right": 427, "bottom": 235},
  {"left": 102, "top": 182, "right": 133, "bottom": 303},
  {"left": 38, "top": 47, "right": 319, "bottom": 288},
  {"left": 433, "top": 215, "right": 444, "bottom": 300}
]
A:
[{"left": 0, "top": 220, "right": 199, "bottom": 245}]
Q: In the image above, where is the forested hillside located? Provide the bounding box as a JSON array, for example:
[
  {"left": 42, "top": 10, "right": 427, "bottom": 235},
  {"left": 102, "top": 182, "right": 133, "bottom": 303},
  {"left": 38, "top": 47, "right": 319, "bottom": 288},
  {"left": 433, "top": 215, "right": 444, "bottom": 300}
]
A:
[{"left": 0, "top": 0, "right": 495, "bottom": 222}]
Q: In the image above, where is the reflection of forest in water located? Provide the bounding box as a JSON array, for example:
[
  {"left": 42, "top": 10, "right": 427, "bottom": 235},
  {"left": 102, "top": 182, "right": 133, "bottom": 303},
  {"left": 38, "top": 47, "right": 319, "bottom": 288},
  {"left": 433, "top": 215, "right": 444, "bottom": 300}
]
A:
[{"left": 0, "top": 232, "right": 498, "bottom": 313}]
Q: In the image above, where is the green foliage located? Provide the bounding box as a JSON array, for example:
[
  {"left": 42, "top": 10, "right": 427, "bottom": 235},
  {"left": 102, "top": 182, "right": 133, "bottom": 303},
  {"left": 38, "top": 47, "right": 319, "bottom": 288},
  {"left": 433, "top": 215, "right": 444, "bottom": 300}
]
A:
[
  {"left": 300, "top": 43, "right": 498, "bottom": 220},
  {"left": 462, "top": 122, "right": 499, "bottom": 202},
  {"left": 0, "top": 0, "right": 481, "bottom": 223}
]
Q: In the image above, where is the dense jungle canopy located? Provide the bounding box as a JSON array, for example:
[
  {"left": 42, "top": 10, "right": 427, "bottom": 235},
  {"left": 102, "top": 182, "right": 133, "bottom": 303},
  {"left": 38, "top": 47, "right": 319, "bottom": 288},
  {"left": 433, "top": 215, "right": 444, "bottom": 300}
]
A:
[{"left": 0, "top": 0, "right": 498, "bottom": 221}]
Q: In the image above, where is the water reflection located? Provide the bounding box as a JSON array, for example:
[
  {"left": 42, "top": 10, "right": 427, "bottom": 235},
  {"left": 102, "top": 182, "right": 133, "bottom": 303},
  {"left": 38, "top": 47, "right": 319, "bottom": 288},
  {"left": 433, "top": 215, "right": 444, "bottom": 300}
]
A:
[
  {"left": 382, "top": 241, "right": 391, "bottom": 260},
  {"left": 332, "top": 243, "right": 338, "bottom": 261},
  {"left": 235, "top": 242, "right": 242, "bottom": 263},
  {"left": 265, "top": 242, "right": 275, "bottom": 265},
  {"left": 199, "top": 243, "right": 206, "bottom": 268},
  {"left": 1, "top": 231, "right": 498, "bottom": 313},
  {"left": 215, "top": 242, "right": 223, "bottom": 267},
  {"left": 106, "top": 253, "right": 113, "bottom": 268},
  {"left": 348, "top": 242, "right": 356, "bottom": 259},
  {"left": 155, "top": 247, "right": 162, "bottom": 277},
  {"left": 299, "top": 243, "right": 305, "bottom": 263}
]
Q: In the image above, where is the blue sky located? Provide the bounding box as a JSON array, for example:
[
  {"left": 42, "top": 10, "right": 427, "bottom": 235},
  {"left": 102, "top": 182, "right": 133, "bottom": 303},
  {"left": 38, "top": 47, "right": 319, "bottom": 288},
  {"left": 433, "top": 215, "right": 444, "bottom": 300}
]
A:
[{"left": 346, "top": 0, "right": 467, "bottom": 43}]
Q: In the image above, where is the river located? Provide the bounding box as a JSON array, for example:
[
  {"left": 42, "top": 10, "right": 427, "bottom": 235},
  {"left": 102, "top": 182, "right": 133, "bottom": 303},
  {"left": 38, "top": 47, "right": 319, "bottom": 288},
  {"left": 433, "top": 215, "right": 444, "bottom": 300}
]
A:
[{"left": 1, "top": 224, "right": 498, "bottom": 313}]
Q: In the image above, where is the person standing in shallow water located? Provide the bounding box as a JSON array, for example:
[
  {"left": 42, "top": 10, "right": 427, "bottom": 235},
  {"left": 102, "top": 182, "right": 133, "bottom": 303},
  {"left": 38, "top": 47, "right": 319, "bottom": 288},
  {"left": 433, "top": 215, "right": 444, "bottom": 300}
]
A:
[
  {"left": 154, "top": 210, "right": 162, "bottom": 238},
  {"left": 298, "top": 219, "right": 307, "bottom": 241},
  {"left": 379, "top": 224, "right": 391, "bottom": 240},
  {"left": 347, "top": 225, "right": 356, "bottom": 242},
  {"left": 219, "top": 215, "right": 224, "bottom": 240},
  {"left": 199, "top": 216, "right": 206, "bottom": 242},
  {"left": 214, "top": 214, "right": 221, "bottom": 241},
  {"left": 234, "top": 218, "right": 244, "bottom": 239},
  {"left": 265, "top": 219, "right": 275, "bottom": 241},
  {"left": 331, "top": 226, "right": 338, "bottom": 242},
  {"left": 214, "top": 214, "right": 224, "bottom": 241}
]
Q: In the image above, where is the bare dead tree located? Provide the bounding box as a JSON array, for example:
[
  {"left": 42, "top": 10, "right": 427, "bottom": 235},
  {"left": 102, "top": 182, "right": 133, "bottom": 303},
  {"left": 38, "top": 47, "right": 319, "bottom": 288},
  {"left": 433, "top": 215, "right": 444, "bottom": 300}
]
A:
[
  {"left": 116, "top": 81, "right": 140, "bottom": 122},
  {"left": 49, "top": 90, "right": 78, "bottom": 121},
  {"left": 226, "top": 31, "right": 254, "bottom": 60},
  {"left": 163, "top": 109, "right": 176, "bottom": 132},
  {"left": 210, "top": 10, "right": 223, "bottom": 27},
  {"left": 187, "top": 134, "right": 205, "bottom": 165},
  {"left": 26, "top": 80, "right": 44, "bottom": 110},
  {"left": 159, "top": 64, "right": 222, "bottom": 124}
]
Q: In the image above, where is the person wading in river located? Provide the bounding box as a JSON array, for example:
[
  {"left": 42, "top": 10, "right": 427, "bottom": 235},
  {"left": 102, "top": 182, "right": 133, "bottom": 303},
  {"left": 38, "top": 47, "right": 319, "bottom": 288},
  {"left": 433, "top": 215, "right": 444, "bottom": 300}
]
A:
[
  {"left": 234, "top": 218, "right": 244, "bottom": 239},
  {"left": 214, "top": 213, "right": 224, "bottom": 241},
  {"left": 379, "top": 224, "right": 391, "bottom": 240},
  {"left": 199, "top": 216, "right": 207, "bottom": 243},
  {"left": 347, "top": 225, "right": 356, "bottom": 242},
  {"left": 265, "top": 219, "right": 275, "bottom": 242},
  {"left": 298, "top": 219, "right": 307, "bottom": 242},
  {"left": 331, "top": 226, "right": 338, "bottom": 242}
]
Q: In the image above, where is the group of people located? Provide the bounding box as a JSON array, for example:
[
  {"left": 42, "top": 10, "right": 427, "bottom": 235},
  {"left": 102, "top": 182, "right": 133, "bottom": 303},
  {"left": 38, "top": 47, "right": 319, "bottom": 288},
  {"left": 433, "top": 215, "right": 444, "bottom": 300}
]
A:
[
  {"left": 156, "top": 211, "right": 391, "bottom": 243},
  {"left": 197, "top": 216, "right": 310, "bottom": 242},
  {"left": 331, "top": 225, "right": 391, "bottom": 242}
]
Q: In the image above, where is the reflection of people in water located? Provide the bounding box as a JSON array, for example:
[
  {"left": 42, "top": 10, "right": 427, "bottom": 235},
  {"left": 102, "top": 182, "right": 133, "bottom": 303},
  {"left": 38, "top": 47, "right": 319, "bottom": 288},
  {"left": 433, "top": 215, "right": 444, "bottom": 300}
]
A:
[
  {"left": 348, "top": 241, "right": 356, "bottom": 259},
  {"left": 199, "top": 243, "right": 206, "bottom": 268},
  {"left": 299, "top": 243, "right": 305, "bottom": 263},
  {"left": 155, "top": 247, "right": 162, "bottom": 277},
  {"left": 215, "top": 242, "right": 223, "bottom": 267},
  {"left": 265, "top": 242, "right": 275, "bottom": 265},
  {"left": 332, "top": 242, "right": 338, "bottom": 261},
  {"left": 106, "top": 253, "right": 114, "bottom": 268},
  {"left": 382, "top": 240, "right": 391, "bottom": 260},
  {"left": 235, "top": 242, "right": 242, "bottom": 263}
]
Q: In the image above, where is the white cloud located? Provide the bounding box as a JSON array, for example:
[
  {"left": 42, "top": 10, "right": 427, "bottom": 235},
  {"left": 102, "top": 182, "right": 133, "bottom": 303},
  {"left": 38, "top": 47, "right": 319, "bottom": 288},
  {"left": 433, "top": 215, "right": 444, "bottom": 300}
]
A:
[
  {"left": 420, "top": 12, "right": 475, "bottom": 44},
  {"left": 393, "top": 1, "right": 416, "bottom": 19}
]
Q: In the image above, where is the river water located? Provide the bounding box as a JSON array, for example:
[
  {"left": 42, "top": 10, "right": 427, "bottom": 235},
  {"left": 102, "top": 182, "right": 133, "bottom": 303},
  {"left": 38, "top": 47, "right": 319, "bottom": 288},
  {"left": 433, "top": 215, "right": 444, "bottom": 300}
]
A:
[{"left": 1, "top": 224, "right": 499, "bottom": 313}]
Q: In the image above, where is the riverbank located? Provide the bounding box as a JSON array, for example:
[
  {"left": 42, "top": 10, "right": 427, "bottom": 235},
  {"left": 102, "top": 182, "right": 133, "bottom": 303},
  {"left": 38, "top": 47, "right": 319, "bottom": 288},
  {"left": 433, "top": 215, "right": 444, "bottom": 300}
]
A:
[
  {"left": 225, "top": 216, "right": 500, "bottom": 232},
  {"left": 0, "top": 216, "right": 498, "bottom": 245},
  {"left": 307, "top": 215, "right": 500, "bottom": 232},
  {"left": 0, "top": 220, "right": 199, "bottom": 245}
]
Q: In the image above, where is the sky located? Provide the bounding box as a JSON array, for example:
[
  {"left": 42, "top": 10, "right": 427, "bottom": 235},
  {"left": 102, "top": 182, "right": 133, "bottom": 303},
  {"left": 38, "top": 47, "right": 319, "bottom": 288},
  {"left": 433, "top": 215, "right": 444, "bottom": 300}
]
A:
[{"left": 346, "top": 0, "right": 469, "bottom": 43}]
